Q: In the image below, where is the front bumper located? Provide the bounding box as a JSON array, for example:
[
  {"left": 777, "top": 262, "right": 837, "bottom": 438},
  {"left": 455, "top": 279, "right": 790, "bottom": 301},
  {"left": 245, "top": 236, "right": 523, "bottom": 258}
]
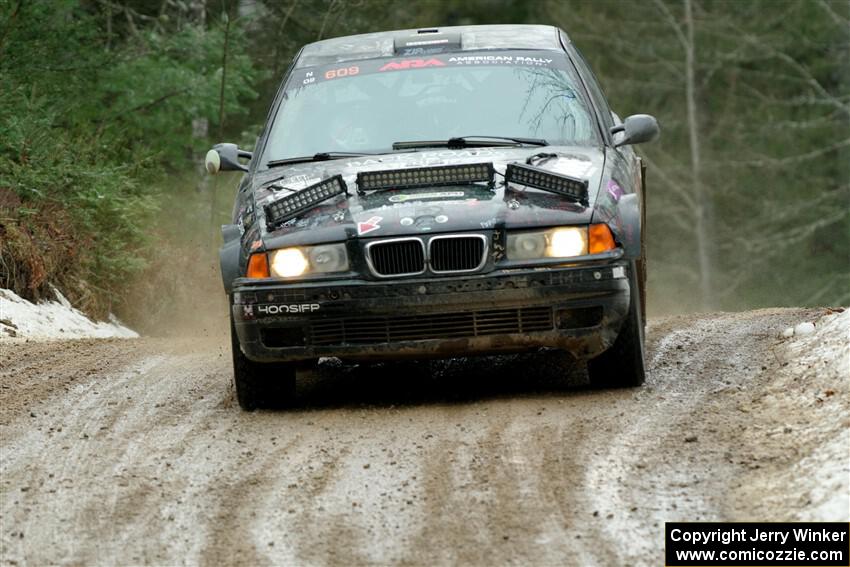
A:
[{"left": 231, "top": 262, "right": 631, "bottom": 363}]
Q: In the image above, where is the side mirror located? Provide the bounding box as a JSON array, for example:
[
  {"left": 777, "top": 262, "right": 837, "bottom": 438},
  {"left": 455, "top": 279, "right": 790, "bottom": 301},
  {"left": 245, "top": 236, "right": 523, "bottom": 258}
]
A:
[
  {"left": 205, "top": 143, "right": 252, "bottom": 174},
  {"left": 610, "top": 114, "right": 660, "bottom": 147}
]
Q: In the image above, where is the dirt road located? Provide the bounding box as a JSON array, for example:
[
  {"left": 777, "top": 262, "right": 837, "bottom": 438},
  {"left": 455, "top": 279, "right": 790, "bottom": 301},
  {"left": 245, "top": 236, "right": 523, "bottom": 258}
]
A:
[{"left": 1, "top": 308, "right": 847, "bottom": 566}]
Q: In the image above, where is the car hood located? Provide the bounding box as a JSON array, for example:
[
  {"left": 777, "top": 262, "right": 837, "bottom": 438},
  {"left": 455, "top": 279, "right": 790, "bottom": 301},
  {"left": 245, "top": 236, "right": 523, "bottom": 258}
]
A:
[{"left": 253, "top": 146, "right": 606, "bottom": 249}]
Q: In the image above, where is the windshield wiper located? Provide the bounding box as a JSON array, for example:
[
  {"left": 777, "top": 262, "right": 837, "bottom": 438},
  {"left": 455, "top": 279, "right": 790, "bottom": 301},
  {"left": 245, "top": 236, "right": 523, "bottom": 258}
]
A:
[
  {"left": 392, "top": 136, "right": 548, "bottom": 150},
  {"left": 267, "top": 151, "right": 377, "bottom": 167}
]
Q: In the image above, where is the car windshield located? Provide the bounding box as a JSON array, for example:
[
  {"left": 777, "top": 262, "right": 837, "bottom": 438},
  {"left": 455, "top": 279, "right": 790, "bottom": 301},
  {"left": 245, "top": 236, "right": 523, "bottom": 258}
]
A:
[{"left": 262, "top": 51, "right": 598, "bottom": 164}]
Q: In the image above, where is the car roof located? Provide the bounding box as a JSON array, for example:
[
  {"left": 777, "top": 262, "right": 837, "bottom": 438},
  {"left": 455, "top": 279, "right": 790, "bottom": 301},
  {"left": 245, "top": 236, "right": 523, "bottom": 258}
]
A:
[{"left": 296, "top": 24, "right": 566, "bottom": 68}]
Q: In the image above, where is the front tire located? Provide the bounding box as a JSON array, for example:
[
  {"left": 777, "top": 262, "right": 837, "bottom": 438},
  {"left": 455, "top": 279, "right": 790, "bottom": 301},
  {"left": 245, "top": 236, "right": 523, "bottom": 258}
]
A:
[
  {"left": 231, "top": 318, "right": 296, "bottom": 410},
  {"left": 587, "top": 263, "right": 646, "bottom": 388}
]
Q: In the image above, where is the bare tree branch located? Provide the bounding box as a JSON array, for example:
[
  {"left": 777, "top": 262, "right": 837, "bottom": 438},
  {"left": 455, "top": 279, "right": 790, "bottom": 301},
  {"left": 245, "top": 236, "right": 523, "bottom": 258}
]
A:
[
  {"left": 816, "top": 0, "right": 850, "bottom": 26},
  {"left": 718, "top": 26, "right": 850, "bottom": 117},
  {"left": 651, "top": 0, "right": 689, "bottom": 51},
  {"left": 280, "top": 0, "right": 299, "bottom": 33},
  {"left": 318, "top": 0, "right": 339, "bottom": 40},
  {"left": 641, "top": 153, "right": 698, "bottom": 212},
  {"left": 718, "top": 137, "right": 850, "bottom": 167}
]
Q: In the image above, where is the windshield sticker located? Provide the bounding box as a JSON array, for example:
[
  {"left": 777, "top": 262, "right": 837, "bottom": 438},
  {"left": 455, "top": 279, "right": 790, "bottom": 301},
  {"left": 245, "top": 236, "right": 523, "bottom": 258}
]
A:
[
  {"left": 357, "top": 216, "right": 383, "bottom": 235},
  {"left": 435, "top": 215, "right": 448, "bottom": 223},
  {"left": 286, "top": 50, "right": 568, "bottom": 91},
  {"left": 324, "top": 66, "right": 360, "bottom": 80},
  {"left": 388, "top": 191, "right": 465, "bottom": 203},
  {"left": 379, "top": 58, "right": 445, "bottom": 72},
  {"left": 448, "top": 55, "right": 553, "bottom": 66},
  {"left": 403, "top": 38, "right": 450, "bottom": 48},
  {"left": 400, "top": 217, "right": 414, "bottom": 226}
]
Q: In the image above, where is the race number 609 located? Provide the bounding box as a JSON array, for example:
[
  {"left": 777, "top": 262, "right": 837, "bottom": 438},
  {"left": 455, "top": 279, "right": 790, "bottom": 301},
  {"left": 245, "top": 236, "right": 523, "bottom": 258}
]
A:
[{"left": 325, "top": 66, "right": 360, "bottom": 80}]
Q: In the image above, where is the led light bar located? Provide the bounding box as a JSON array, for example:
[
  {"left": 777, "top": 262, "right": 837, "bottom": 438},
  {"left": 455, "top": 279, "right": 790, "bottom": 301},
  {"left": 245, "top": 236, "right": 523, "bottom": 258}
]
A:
[
  {"left": 264, "top": 175, "right": 348, "bottom": 230},
  {"left": 357, "top": 163, "right": 494, "bottom": 194},
  {"left": 505, "top": 163, "right": 589, "bottom": 205}
]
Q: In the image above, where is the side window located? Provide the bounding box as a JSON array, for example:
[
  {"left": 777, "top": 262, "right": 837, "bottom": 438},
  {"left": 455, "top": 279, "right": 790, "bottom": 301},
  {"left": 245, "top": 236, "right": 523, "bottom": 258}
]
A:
[{"left": 567, "top": 45, "right": 615, "bottom": 133}]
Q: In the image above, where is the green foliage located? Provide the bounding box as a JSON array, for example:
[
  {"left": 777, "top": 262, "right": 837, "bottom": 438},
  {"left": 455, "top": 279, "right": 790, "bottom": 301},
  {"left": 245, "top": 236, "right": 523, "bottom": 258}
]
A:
[
  {"left": 88, "top": 22, "right": 260, "bottom": 161},
  {"left": 0, "top": 0, "right": 261, "bottom": 317},
  {"left": 0, "top": 74, "right": 155, "bottom": 312}
]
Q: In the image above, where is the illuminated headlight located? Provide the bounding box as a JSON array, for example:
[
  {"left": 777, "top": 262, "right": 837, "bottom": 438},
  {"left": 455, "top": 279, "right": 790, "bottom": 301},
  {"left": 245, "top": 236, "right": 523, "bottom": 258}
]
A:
[
  {"left": 507, "top": 227, "right": 588, "bottom": 260},
  {"left": 269, "top": 243, "right": 349, "bottom": 278},
  {"left": 549, "top": 227, "right": 587, "bottom": 257},
  {"left": 270, "top": 248, "right": 309, "bottom": 277}
]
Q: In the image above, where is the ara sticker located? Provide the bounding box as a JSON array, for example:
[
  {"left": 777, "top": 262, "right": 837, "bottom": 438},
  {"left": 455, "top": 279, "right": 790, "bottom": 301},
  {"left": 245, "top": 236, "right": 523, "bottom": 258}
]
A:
[
  {"left": 357, "top": 216, "right": 383, "bottom": 235},
  {"left": 400, "top": 217, "right": 414, "bottom": 226},
  {"left": 379, "top": 58, "right": 445, "bottom": 72},
  {"left": 435, "top": 215, "right": 448, "bottom": 223},
  {"left": 388, "top": 191, "right": 465, "bottom": 203}
]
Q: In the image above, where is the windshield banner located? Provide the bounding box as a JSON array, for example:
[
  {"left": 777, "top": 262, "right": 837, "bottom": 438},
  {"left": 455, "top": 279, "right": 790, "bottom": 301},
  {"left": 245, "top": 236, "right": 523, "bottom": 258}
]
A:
[{"left": 286, "top": 50, "right": 570, "bottom": 91}]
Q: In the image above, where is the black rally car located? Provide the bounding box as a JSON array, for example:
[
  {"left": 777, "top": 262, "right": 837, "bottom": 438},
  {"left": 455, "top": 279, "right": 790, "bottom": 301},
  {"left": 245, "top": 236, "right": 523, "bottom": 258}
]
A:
[{"left": 206, "top": 24, "right": 659, "bottom": 410}]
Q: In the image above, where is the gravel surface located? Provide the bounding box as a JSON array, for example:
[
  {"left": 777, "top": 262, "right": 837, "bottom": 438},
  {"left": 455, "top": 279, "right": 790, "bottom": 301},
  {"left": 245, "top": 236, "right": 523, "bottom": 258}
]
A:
[{"left": 1, "top": 308, "right": 847, "bottom": 566}]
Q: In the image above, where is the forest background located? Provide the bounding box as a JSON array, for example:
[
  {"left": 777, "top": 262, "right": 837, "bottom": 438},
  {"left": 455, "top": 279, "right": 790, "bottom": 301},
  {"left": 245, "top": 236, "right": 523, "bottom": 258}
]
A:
[{"left": 1, "top": 0, "right": 847, "bottom": 332}]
